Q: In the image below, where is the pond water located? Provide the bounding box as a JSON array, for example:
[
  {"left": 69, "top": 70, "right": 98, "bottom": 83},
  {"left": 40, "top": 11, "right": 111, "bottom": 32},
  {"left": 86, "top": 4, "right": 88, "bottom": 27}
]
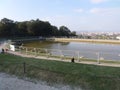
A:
[
  {"left": 24, "top": 41, "right": 120, "bottom": 61},
  {"left": 0, "top": 73, "right": 82, "bottom": 90}
]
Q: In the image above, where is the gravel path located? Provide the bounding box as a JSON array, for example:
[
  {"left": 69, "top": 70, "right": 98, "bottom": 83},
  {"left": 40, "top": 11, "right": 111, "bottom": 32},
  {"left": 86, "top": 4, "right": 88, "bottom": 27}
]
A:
[{"left": 0, "top": 73, "right": 82, "bottom": 90}]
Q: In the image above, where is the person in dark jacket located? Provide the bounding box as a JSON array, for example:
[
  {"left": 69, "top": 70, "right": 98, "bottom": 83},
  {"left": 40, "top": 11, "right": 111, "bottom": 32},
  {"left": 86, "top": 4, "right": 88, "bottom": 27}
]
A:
[
  {"left": 71, "top": 57, "right": 74, "bottom": 63},
  {"left": 2, "top": 48, "right": 4, "bottom": 53}
]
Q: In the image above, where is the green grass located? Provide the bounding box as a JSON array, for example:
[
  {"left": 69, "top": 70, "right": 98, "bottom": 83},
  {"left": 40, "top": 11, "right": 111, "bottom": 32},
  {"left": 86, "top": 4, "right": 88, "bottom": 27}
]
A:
[{"left": 0, "top": 53, "right": 120, "bottom": 90}]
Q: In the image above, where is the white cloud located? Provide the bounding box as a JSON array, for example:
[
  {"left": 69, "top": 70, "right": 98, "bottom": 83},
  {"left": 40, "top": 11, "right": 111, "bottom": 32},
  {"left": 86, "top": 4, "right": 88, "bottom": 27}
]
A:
[
  {"left": 90, "top": 0, "right": 108, "bottom": 4},
  {"left": 89, "top": 8, "right": 120, "bottom": 16},
  {"left": 74, "top": 8, "right": 84, "bottom": 13}
]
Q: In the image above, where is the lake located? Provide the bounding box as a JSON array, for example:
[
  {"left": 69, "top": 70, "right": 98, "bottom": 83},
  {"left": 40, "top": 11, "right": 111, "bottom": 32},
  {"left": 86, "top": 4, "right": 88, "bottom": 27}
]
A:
[{"left": 23, "top": 41, "right": 120, "bottom": 61}]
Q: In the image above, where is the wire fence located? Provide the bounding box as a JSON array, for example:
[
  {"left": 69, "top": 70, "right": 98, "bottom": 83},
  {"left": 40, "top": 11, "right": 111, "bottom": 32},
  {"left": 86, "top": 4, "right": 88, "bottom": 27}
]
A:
[
  {"left": 0, "top": 61, "right": 49, "bottom": 75},
  {"left": 15, "top": 46, "right": 120, "bottom": 63},
  {"left": 0, "top": 61, "right": 67, "bottom": 83},
  {"left": 0, "top": 61, "right": 120, "bottom": 81}
]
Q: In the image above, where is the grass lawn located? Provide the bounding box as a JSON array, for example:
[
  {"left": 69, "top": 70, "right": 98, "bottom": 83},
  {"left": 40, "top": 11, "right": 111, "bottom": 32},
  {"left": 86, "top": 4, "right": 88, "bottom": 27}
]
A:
[{"left": 0, "top": 53, "right": 120, "bottom": 90}]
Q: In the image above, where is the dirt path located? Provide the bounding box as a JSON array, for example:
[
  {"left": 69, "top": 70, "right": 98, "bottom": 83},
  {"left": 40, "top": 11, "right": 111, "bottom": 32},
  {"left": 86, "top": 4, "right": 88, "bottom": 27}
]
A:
[
  {"left": 55, "top": 38, "right": 120, "bottom": 44},
  {"left": 0, "top": 73, "right": 82, "bottom": 90}
]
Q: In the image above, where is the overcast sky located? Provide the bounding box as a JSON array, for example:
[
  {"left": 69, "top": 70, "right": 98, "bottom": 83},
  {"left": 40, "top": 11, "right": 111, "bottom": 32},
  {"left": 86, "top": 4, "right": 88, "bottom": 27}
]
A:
[{"left": 0, "top": 0, "right": 120, "bottom": 32}]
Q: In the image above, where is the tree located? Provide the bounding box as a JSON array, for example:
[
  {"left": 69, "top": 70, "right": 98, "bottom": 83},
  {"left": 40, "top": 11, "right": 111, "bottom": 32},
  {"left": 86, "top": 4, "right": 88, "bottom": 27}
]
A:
[
  {"left": 0, "top": 18, "right": 76, "bottom": 37},
  {"left": 51, "top": 26, "right": 59, "bottom": 36},
  {"left": 17, "top": 21, "right": 28, "bottom": 36},
  {"left": 0, "top": 18, "right": 16, "bottom": 37},
  {"left": 26, "top": 19, "right": 52, "bottom": 36},
  {"left": 1, "top": 18, "right": 14, "bottom": 24},
  {"left": 71, "top": 31, "right": 76, "bottom": 36},
  {"left": 59, "top": 26, "right": 71, "bottom": 37}
]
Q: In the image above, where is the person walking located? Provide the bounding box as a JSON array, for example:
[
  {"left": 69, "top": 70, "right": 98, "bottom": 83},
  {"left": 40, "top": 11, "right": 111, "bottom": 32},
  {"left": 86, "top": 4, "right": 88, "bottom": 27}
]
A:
[
  {"left": 71, "top": 57, "right": 74, "bottom": 63},
  {"left": 2, "top": 48, "right": 4, "bottom": 53}
]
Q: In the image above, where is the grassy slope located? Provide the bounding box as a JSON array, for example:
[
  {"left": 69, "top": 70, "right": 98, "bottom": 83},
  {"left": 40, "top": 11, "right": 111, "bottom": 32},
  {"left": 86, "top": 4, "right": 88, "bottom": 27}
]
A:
[{"left": 0, "top": 53, "right": 120, "bottom": 90}]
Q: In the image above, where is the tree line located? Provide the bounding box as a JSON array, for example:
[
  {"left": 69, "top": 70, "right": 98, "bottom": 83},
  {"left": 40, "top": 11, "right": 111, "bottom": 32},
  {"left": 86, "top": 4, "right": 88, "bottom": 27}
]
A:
[{"left": 0, "top": 18, "right": 76, "bottom": 38}]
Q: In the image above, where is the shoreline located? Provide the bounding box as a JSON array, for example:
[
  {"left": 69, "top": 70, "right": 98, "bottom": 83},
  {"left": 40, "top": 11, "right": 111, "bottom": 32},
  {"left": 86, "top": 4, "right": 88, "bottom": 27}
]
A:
[
  {"left": 1, "top": 39, "right": 120, "bottom": 67},
  {"left": 54, "top": 38, "right": 120, "bottom": 44}
]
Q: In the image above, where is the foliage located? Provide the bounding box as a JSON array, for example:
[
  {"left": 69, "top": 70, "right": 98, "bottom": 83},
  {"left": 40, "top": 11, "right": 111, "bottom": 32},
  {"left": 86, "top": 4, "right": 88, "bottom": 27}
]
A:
[{"left": 0, "top": 18, "right": 76, "bottom": 37}]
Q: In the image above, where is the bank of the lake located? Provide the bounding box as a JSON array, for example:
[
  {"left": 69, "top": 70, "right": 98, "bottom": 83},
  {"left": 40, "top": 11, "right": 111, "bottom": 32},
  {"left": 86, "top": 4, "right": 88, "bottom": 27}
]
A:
[
  {"left": 0, "top": 53, "right": 120, "bottom": 90},
  {"left": 55, "top": 38, "right": 120, "bottom": 44},
  {"left": 23, "top": 40, "right": 120, "bottom": 61}
]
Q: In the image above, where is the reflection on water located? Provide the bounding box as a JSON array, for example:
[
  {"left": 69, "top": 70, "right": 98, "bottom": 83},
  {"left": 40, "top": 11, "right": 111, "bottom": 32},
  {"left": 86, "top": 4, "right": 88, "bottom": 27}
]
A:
[
  {"left": 24, "top": 41, "right": 120, "bottom": 60},
  {"left": 24, "top": 41, "right": 70, "bottom": 49},
  {"left": 0, "top": 73, "right": 82, "bottom": 90}
]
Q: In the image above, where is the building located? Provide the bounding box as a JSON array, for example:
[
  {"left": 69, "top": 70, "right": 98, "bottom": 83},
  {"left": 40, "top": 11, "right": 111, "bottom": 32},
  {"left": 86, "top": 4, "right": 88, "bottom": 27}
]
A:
[{"left": 116, "top": 36, "right": 120, "bottom": 40}]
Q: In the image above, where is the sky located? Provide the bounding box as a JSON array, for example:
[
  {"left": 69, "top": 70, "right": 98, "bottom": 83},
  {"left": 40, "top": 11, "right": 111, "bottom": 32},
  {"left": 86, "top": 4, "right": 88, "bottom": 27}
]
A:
[{"left": 0, "top": 0, "right": 120, "bottom": 33}]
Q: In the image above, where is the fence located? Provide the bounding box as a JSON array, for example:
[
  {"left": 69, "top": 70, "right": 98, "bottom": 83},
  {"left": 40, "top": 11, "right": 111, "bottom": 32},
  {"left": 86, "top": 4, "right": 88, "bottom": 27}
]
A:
[
  {"left": 0, "top": 62, "right": 26, "bottom": 75},
  {"left": 14, "top": 46, "right": 120, "bottom": 64},
  {"left": 1, "top": 61, "right": 120, "bottom": 84},
  {"left": 0, "top": 61, "right": 51, "bottom": 78}
]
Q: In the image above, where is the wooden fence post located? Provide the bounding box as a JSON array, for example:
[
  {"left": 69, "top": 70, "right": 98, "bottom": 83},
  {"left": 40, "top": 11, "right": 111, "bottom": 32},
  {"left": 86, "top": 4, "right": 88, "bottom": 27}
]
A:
[
  {"left": 97, "top": 52, "right": 100, "bottom": 64},
  {"left": 77, "top": 51, "right": 80, "bottom": 62}
]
